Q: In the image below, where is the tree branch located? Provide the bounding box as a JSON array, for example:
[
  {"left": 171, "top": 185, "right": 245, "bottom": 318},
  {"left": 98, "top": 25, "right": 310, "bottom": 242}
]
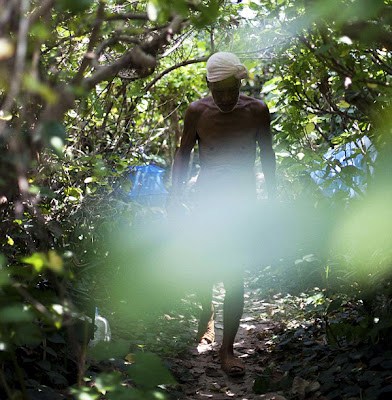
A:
[
  {"left": 141, "top": 15, "right": 184, "bottom": 56},
  {"left": 83, "top": 45, "right": 156, "bottom": 90},
  {"left": 96, "top": 35, "right": 141, "bottom": 56},
  {"left": 73, "top": 1, "right": 106, "bottom": 84},
  {"left": 144, "top": 56, "right": 208, "bottom": 92},
  {"left": 28, "top": 0, "right": 55, "bottom": 28},
  {"left": 0, "top": 0, "right": 30, "bottom": 136},
  {"left": 41, "top": 15, "right": 185, "bottom": 122},
  {"left": 105, "top": 12, "right": 148, "bottom": 21},
  {"left": 84, "top": 14, "right": 185, "bottom": 90}
]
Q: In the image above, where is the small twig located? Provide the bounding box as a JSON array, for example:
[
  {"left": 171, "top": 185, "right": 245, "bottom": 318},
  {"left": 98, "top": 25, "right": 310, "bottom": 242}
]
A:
[
  {"left": 314, "top": 121, "right": 333, "bottom": 146},
  {"left": 0, "top": 364, "right": 13, "bottom": 399},
  {"left": 14, "top": 283, "right": 53, "bottom": 321},
  {"left": 105, "top": 12, "right": 148, "bottom": 21}
]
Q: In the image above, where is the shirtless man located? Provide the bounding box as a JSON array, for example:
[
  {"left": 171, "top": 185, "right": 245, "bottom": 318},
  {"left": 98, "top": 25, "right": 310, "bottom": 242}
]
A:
[{"left": 170, "top": 52, "right": 276, "bottom": 377}]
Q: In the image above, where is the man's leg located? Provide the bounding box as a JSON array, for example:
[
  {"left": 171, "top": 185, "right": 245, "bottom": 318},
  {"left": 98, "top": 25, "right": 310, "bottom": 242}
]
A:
[
  {"left": 220, "top": 276, "right": 245, "bottom": 376},
  {"left": 196, "top": 283, "right": 215, "bottom": 344}
]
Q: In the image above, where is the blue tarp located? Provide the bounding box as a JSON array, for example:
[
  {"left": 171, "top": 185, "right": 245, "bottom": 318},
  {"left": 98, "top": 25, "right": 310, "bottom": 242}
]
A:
[
  {"left": 311, "top": 136, "right": 377, "bottom": 197},
  {"left": 120, "top": 165, "right": 168, "bottom": 207}
]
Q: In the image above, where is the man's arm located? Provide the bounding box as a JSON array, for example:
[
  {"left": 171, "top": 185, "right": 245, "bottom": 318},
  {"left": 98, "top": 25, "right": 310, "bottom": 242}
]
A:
[
  {"left": 257, "top": 102, "right": 277, "bottom": 200},
  {"left": 171, "top": 103, "right": 199, "bottom": 196}
]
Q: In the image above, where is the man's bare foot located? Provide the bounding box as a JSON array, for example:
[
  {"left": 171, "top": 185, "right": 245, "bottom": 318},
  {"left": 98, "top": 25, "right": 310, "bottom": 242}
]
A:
[
  {"left": 197, "top": 319, "right": 215, "bottom": 344},
  {"left": 219, "top": 350, "right": 245, "bottom": 377}
]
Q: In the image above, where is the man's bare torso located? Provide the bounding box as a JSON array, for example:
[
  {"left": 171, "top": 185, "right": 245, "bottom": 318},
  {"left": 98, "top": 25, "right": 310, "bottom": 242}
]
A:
[{"left": 188, "top": 94, "right": 270, "bottom": 193}]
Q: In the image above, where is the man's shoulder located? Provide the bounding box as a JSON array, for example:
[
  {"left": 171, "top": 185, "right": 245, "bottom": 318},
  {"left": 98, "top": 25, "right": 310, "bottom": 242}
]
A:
[
  {"left": 185, "top": 97, "right": 213, "bottom": 119},
  {"left": 189, "top": 97, "right": 213, "bottom": 110},
  {"left": 240, "top": 94, "right": 269, "bottom": 113}
]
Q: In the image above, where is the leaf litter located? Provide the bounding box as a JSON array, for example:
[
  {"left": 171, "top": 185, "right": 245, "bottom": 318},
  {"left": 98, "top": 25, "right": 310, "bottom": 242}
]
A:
[{"left": 92, "top": 264, "right": 392, "bottom": 400}]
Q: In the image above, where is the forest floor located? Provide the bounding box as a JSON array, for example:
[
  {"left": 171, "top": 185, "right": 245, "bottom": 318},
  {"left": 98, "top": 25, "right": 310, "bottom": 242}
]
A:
[
  {"left": 102, "top": 263, "right": 392, "bottom": 400},
  {"left": 163, "top": 270, "right": 392, "bottom": 400},
  {"left": 167, "top": 279, "right": 295, "bottom": 400}
]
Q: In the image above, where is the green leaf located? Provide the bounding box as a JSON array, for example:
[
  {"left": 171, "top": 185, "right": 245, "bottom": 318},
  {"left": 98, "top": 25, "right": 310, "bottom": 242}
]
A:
[
  {"left": 337, "top": 100, "right": 350, "bottom": 108},
  {"left": 0, "top": 304, "right": 34, "bottom": 323},
  {"left": 46, "top": 370, "right": 69, "bottom": 386},
  {"left": 0, "top": 270, "right": 10, "bottom": 287},
  {"left": 57, "top": 0, "right": 93, "bottom": 13},
  {"left": 88, "top": 339, "right": 130, "bottom": 361},
  {"left": 23, "top": 75, "right": 58, "bottom": 104},
  {"left": 95, "top": 372, "right": 123, "bottom": 395},
  {"left": 315, "top": 43, "right": 333, "bottom": 54},
  {"left": 40, "top": 121, "right": 67, "bottom": 156},
  {"left": 22, "top": 252, "right": 46, "bottom": 272},
  {"left": 84, "top": 176, "right": 98, "bottom": 184},
  {"left": 327, "top": 298, "right": 343, "bottom": 313},
  {"left": 106, "top": 386, "right": 142, "bottom": 400},
  {"left": 305, "top": 122, "right": 315, "bottom": 134},
  {"left": 29, "top": 185, "right": 57, "bottom": 198},
  {"left": 127, "top": 352, "right": 176, "bottom": 390},
  {"left": 14, "top": 323, "right": 42, "bottom": 346},
  {"left": 253, "top": 375, "right": 270, "bottom": 394},
  {"left": 30, "top": 23, "right": 51, "bottom": 41},
  {"left": 69, "top": 386, "right": 100, "bottom": 400}
]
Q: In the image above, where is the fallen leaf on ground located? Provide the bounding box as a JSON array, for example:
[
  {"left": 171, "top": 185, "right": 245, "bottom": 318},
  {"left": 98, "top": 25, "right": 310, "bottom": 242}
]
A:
[
  {"left": 259, "top": 393, "right": 287, "bottom": 400},
  {"left": 292, "top": 376, "right": 310, "bottom": 399}
]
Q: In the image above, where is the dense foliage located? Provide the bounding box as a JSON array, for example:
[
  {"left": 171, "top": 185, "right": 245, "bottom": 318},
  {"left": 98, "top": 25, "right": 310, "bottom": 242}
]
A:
[{"left": 1, "top": 0, "right": 392, "bottom": 399}]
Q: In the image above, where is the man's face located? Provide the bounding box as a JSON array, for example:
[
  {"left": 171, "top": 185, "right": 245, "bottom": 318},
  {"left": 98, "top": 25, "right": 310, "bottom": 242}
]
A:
[{"left": 208, "top": 76, "right": 241, "bottom": 113}]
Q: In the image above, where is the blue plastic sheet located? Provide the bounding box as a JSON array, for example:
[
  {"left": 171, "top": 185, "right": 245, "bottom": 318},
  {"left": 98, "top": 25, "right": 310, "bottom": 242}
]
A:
[
  {"left": 121, "top": 165, "right": 168, "bottom": 207},
  {"left": 311, "top": 136, "right": 377, "bottom": 197}
]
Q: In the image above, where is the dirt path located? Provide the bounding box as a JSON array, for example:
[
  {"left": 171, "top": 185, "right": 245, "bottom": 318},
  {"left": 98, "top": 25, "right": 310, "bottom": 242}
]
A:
[
  {"left": 105, "top": 265, "right": 392, "bottom": 400},
  {"left": 169, "top": 282, "right": 284, "bottom": 400}
]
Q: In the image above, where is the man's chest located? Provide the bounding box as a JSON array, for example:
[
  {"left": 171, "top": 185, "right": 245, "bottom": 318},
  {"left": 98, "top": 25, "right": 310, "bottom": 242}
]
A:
[{"left": 196, "top": 109, "right": 259, "bottom": 143}]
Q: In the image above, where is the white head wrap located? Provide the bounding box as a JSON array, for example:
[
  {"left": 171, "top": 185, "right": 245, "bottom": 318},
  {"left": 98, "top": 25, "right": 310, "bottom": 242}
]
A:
[{"left": 206, "top": 52, "right": 248, "bottom": 82}]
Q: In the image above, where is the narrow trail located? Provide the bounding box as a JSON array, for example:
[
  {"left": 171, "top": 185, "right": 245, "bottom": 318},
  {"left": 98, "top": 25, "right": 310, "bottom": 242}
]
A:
[
  {"left": 169, "top": 279, "right": 288, "bottom": 400},
  {"left": 104, "top": 265, "right": 392, "bottom": 400},
  {"left": 165, "top": 267, "right": 392, "bottom": 400}
]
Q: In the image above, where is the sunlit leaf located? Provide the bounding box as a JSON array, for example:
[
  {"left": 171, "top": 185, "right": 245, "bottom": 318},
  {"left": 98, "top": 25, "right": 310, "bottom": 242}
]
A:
[
  {"left": 95, "top": 372, "right": 122, "bottom": 395},
  {"left": 23, "top": 252, "right": 46, "bottom": 272},
  {"left": 0, "top": 110, "right": 12, "bottom": 121},
  {"left": 47, "top": 250, "right": 64, "bottom": 273},
  {"left": 337, "top": 100, "right": 350, "bottom": 108},
  {"left": 147, "top": 0, "right": 159, "bottom": 21},
  {"left": 0, "top": 38, "right": 14, "bottom": 60},
  {"left": 84, "top": 176, "right": 98, "bottom": 183},
  {"left": 305, "top": 122, "right": 315, "bottom": 134}
]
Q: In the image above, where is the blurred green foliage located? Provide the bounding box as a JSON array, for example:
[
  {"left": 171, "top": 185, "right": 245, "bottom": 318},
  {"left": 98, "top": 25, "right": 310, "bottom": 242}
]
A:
[{"left": 1, "top": 0, "right": 392, "bottom": 398}]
